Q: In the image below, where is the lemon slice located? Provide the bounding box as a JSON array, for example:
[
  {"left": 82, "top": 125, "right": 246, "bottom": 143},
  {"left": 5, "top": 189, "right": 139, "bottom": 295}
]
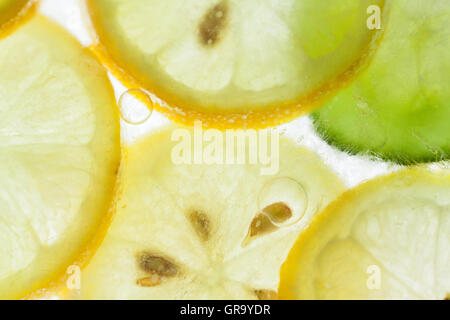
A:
[
  {"left": 279, "top": 168, "right": 450, "bottom": 300},
  {"left": 0, "top": 0, "right": 37, "bottom": 38},
  {"left": 86, "top": 0, "right": 385, "bottom": 128},
  {"left": 0, "top": 15, "right": 120, "bottom": 299},
  {"left": 80, "top": 127, "right": 344, "bottom": 299},
  {"left": 312, "top": 0, "right": 450, "bottom": 164}
]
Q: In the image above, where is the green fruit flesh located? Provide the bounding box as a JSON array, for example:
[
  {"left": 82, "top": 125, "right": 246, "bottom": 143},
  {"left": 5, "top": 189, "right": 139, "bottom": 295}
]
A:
[{"left": 312, "top": 0, "right": 450, "bottom": 164}]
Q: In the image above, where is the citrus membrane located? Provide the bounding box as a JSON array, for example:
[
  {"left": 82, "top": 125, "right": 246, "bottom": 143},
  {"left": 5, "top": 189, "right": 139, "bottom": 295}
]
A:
[
  {"left": 312, "top": 0, "right": 450, "bottom": 164},
  {"left": 0, "top": 0, "right": 36, "bottom": 38},
  {"left": 279, "top": 168, "right": 450, "bottom": 300},
  {"left": 86, "top": 0, "right": 385, "bottom": 128},
  {"left": 80, "top": 127, "right": 344, "bottom": 299},
  {"left": 0, "top": 15, "right": 120, "bottom": 299}
]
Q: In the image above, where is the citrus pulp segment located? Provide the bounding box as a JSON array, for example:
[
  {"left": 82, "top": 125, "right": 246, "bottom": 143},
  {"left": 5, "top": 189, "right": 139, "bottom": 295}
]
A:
[
  {"left": 312, "top": 0, "right": 450, "bottom": 164},
  {"left": 80, "top": 127, "right": 344, "bottom": 299},
  {"left": 0, "top": 15, "right": 120, "bottom": 299},
  {"left": 279, "top": 168, "right": 450, "bottom": 300},
  {"left": 86, "top": 0, "right": 385, "bottom": 128}
]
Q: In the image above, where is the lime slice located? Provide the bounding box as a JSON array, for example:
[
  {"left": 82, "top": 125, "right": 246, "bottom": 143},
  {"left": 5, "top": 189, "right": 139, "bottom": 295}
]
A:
[
  {"left": 86, "top": 0, "right": 385, "bottom": 128},
  {"left": 0, "top": 15, "right": 120, "bottom": 299},
  {"left": 312, "top": 0, "right": 450, "bottom": 164},
  {"left": 279, "top": 168, "right": 450, "bottom": 300},
  {"left": 0, "top": 0, "right": 36, "bottom": 38},
  {"left": 80, "top": 127, "right": 344, "bottom": 299}
]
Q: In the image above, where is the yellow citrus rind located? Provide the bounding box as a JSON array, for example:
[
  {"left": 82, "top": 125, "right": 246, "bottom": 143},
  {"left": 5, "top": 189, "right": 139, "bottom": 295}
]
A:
[
  {"left": 86, "top": 0, "right": 388, "bottom": 129},
  {"left": 0, "top": 14, "right": 121, "bottom": 299},
  {"left": 279, "top": 167, "right": 450, "bottom": 300},
  {"left": 0, "top": 0, "right": 38, "bottom": 39}
]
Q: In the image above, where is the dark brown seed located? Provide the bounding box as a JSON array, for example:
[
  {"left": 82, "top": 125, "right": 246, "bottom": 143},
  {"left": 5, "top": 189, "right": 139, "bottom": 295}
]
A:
[
  {"left": 198, "top": 1, "right": 228, "bottom": 47},
  {"left": 189, "top": 210, "right": 211, "bottom": 241},
  {"left": 242, "top": 214, "right": 276, "bottom": 247},
  {"left": 136, "top": 275, "right": 163, "bottom": 287},
  {"left": 248, "top": 214, "right": 277, "bottom": 238},
  {"left": 137, "top": 252, "right": 178, "bottom": 277},
  {"left": 262, "top": 202, "right": 292, "bottom": 224},
  {"left": 243, "top": 202, "right": 292, "bottom": 246},
  {"left": 255, "top": 289, "right": 278, "bottom": 300}
]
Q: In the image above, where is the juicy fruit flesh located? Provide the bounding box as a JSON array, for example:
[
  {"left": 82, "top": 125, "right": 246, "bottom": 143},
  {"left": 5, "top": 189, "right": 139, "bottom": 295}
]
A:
[
  {"left": 88, "top": 0, "right": 384, "bottom": 117},
  {"left": 279, "top": 169, "right": 450, "bottom": 300},
  {"left": 312, "top": 0, "right": 450, "bottom": 164},
  {"left": 80, "top": 127, "right": 344, "bottom": 299},
  {"left": 0, "top": 15, "right": 120, "bottom": 299}
]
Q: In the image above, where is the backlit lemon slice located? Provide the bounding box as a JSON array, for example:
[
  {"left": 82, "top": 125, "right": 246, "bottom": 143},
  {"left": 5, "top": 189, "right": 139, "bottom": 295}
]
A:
[
  {"left": 0, "top": 15, "right": 120, "bottom": 299},
  {"left": 279, "top": 168, "right": 450, "bottom": 300},
  {"left": 86, "top": 0, "right": 386, "bottom": 128},
  {"left": 80, "top": 127, "right": 344, "bottom": 299}
]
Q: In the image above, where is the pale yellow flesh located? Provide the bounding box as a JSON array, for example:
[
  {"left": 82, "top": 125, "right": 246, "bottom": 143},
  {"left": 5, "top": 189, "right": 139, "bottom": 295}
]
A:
[
  {"left": 81, "top": 127, "right": 344, "bottom": 299},
  {"left": 0, "top": 15, "right": 120, "bottom": 299},
  {"left": 279, "top": 169, "right": 450, "bottom": 300},
  {"left": 88, "top": 0, "right": 385, "bottom": 113}
]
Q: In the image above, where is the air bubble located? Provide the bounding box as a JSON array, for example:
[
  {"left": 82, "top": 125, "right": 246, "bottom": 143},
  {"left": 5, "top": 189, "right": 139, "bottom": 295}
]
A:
[
  {"left": 257, "top": 177, "right": 308, "bottom": 228},
  {"left": 118, "top": 89, "right": 153, "bottom": 124}
]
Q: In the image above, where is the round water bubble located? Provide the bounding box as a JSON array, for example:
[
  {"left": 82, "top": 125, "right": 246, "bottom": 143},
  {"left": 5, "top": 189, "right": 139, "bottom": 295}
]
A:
[
  {"left": 118, "top": 89, "right": 153, "bottom": 124},
  {"left": 257, "top": 177, "right": 308, "bottom": 228}
]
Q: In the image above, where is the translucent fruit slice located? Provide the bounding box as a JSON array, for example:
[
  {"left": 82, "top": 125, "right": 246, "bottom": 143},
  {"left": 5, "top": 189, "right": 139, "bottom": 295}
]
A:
[
  {"left": 279, "top": 168, "right": 450, "bottom": 300},
  {"left": 0, "top": 15, "right": 120, "bottom": 299},
  {"left": 0, "top": 0, "right": 36, "bottom": 37},
  {"left": 312, "top": 0, "right": 450, "bottom": 164},
  {"left": 80, "top": 127, "right": 344, "bottom": 299},
  {"left": 86, "top": 0, "right": 385, "bottom": 128}
]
